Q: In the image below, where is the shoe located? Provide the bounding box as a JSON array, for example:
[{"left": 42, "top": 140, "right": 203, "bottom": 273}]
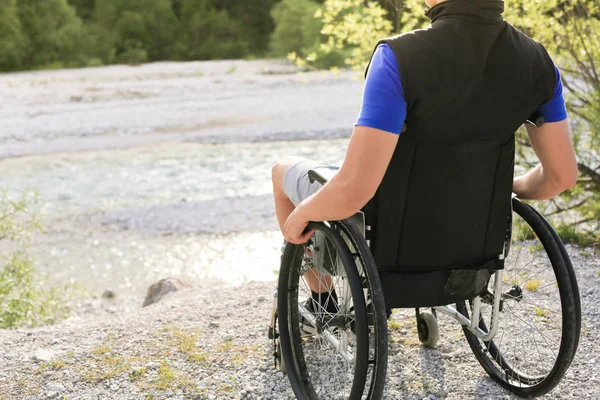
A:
[{"left": 300, "top": 291, "right": 340, "bottom": 336}]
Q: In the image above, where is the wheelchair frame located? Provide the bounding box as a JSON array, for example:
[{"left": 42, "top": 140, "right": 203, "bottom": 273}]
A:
[
  {"left": 434, "top": 269, "right": 503, "bottom": 342},
  {"left": 271, "top": 169, "right": 581, "bottom": 400}
]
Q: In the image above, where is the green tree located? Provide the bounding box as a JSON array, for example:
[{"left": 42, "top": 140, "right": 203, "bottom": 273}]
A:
[
  {"left": 67, "top": 0, "right": 95, "bottom": 20},
  {"left": 0, "top": 0, "right": 27, "bottom": 71},
  {"left": 178, "top": 0, "right": 248, "bottom": 60},
  {"left": 213, "top": 0, "right": 282, "bottom": 55},
  {"left": 17, "top": 0, "right": 84, "bottom": 68},
  {"left": 93, "top": 0, "right": 179, "bottom": 63},
  {"left": 270, "top": 0, "right": 322, "bottom": 57},
  {"left": 290, "top": 0, "right": 392, "bottom": 70}
]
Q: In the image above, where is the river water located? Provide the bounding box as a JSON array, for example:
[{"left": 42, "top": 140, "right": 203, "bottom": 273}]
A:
[{"left": 0, "top": 59, "right": 359, "bottom": 296}]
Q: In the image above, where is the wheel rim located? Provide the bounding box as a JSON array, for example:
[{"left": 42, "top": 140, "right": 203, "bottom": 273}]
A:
[{"left": 462, "top": 200, "right": 576, "bottom": 391}]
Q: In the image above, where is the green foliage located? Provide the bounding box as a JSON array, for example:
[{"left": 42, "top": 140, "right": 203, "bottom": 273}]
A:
[
  {"left": 0, "top": 189, "right": 75, "bottom": 329},
  {"left": 178, "top": 0, "right": 248, "bottom": 60},
  {"left": 290, "top": 0, "right": 393, "bottom": 70},
  {"left": 505, "top": 0, "right": 600, "bottom": 232},
  {"left": 67, "top": 0, "right": 95, "bottom": 20},
  {"left": 270, "top": 0, "right": 322, "bottom": 57},
  {"left": 216, "top": 0, "right": 282, "bottom": 55},
  {"left": 554, "top": 222, "right": 599, "bottom": 247},
  {"left": 93, "top": 0, "right": 179, "bottom": 62},
  {"left": 16, "top": 0, "right": 85, "bottom": 68},
  {"left": 0, "top": 0, "right": 27, "bottom": 71}
]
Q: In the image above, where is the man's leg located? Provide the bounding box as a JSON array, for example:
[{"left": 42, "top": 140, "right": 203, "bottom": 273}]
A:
[{"left": 272, "top": 157, "right": 334, "bottom": 295}]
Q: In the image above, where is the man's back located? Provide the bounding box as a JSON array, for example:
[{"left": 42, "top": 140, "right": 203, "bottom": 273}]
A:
[
  {"left": 380, "top": 0, "right": 556, "bottom": 141},
  {"left": 364, "top": 0, "right": 563, "bottom": 269}
]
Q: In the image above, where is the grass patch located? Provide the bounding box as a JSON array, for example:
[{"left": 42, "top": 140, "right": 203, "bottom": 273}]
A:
[
  {"left": 155, "top": 361, "right": 177, "bottom": 391},
  {"left": 533, "top": 307, "right": 550, "bottom": 319},
  {"left": 167, "top": 328, "right": 209, "bottom": 364},
  {"left": 514, "top": 219, "right": 536, "bottom": 240},
  {"left": 129, "top": 367, "right": 147, "bottom": 381},
  {"left": 39, "top": 359, "right": 66, "bottom": 371},
  {"left": 524, "top": 279, "right": 542, "bottom": 292},
  {"left": 555, "top": 223, "right": 599, "bottom": 247},
  {"left": 388, "top": 321, "right": 401, "bottom": 330}
]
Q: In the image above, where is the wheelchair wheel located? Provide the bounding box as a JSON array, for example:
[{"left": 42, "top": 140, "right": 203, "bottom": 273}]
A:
[
  {"left": 457, "top": 197, "right": 581, "bottom": 397},
  {"left": 337, "top": 220, "right": 388, "bottom": 399},
  {"left": 278, "top": 222, "right": 370, "bottom": 399}
]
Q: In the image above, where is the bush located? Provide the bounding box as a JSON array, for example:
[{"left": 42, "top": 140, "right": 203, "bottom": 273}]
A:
[
  {"left": 289, "top": 0, "right": 393, "bottom": 70},
  {"left": 178, "top": 0, "right": 249, "bottom": 60},
  {"left": 270, "top": 0, "right": 322, "bottom": 58},
  {"left": 0, "top": 189, "right": 76, "bottom": 329},
  {"left": 0, "top": 0, "right": 27, "bottom": 71},
  {"left": 16, "top": 0, "right": 85, "bottom": 69},
  {"left": 93, "top": 0, "right": 179, "bottom": 62}
]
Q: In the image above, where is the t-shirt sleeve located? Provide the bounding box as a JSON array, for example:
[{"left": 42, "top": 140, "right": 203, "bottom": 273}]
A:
[
  {"left": 535, "top": 64, "right": 568, "bottom": 123},
  {"left": 355, "top": 43, "right": 407, "bottom": 135}
]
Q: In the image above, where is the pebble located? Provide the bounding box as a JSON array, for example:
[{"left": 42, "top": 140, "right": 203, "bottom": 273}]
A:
[
  {"left": 46, "top": 383, "right": 65, "bottom": 392},
  {"left": 221, "top": 333, "right": 235, "bottom": 341},
  {"left": 33, "top": 349, "right": 53, "bottom": 363}
]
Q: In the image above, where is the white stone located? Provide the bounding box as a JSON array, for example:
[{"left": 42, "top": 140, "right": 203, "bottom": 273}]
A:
[{"left": 33, "top": 349, "right": 53, "bottom": 363}]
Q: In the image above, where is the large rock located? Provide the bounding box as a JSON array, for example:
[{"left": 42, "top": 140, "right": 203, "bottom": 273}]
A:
[{"left": 142, "top": 278, "right": 192, "bottom": 307}]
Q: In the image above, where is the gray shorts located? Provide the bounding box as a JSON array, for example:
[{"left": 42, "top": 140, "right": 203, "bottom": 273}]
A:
[{"left": 283, "top": 158, "right": 339, "bottom": 206}]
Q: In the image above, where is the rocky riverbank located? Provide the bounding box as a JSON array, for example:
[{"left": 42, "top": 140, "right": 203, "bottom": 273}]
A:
[{"left": 1, "top": 246, "right": 599, "bottom": 400}]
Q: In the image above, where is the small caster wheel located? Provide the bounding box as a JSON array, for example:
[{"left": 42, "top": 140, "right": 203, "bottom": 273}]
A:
[{"left": 417, "top": 310, "right": 439, "bottom": 348}]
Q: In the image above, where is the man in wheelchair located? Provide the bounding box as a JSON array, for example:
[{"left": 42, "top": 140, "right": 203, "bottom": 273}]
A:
[{"left": 270, "top": 0, "right": 580, "bottom": 398}]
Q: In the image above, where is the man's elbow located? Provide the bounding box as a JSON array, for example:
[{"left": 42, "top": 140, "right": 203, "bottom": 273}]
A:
[
  {"left": 341, "top": 183, "right": 376, "bottom": 213},
  {"left": 553, "top": 166, "right": 579, "bottom": 194}
]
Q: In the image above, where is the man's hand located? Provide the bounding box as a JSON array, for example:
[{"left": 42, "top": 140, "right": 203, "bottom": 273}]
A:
[{"left": 283, "top": 206, "right": 315, "bottom": 244}]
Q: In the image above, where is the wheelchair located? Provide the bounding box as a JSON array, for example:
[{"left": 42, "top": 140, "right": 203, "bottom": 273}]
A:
[{"left": 268, "top": 167, "right": 581, "bottom": 399}]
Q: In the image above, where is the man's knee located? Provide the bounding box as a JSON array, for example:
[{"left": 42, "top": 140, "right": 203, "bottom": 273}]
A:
[{"left": 272, "top": 156, "right": 304, "bottom": 194}]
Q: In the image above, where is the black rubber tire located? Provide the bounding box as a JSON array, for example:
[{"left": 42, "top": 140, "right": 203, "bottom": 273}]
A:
[
  {"left": 278, "top": 222, "right": 370, "bottom": 400},
  {"left": 457, "top": 197, "right": 580, "bottom": 398},
  {"left": 337, "top": 220, "right": 388, "bottom": 400}
]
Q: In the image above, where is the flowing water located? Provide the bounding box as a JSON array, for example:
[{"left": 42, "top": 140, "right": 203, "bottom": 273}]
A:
[{"left": 0, "top": 60, "right": 359, "bottom": 296}]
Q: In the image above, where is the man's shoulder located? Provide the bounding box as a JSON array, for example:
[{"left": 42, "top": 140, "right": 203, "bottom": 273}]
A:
[{"left": 379, "top": 25, "right": 435, "bottom": 51}]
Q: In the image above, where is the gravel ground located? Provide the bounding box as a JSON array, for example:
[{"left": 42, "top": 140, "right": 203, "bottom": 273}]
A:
[{"left": 0, "top": 245, "right": 598, "bottom": 400}]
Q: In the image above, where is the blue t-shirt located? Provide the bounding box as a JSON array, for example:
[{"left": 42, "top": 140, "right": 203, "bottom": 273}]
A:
[{"left": 355, "top": 44, "right": 568, "bottom": 134}]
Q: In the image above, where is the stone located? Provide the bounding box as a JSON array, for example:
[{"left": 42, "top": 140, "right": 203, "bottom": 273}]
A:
[
  {"left": 46, "top": 383, "right": 65, "bottom": 392},
  {"left": 221, "top": 333, "right": 235, "bottom": 341},
  {"left": 102, "top": 290, "right": 116, "bottom": 299},
  {"left": 142, "top": 278, "right": 192, "bottom": 307},
  {"left": 33, "top": 349, "right": 53, "bottom": 363}
]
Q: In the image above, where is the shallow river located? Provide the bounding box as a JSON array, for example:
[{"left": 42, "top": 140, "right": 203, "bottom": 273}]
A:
[{"left": 0, "top": 59, "right": 360, "bottom": 296}]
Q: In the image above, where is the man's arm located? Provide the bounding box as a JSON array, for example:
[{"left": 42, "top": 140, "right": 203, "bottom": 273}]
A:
[
  {"left": 283, "top": 126, "right": 398, "bottom": 243},
  {"left": 513, "top": 120, "right": 578, "bottom": 200}
]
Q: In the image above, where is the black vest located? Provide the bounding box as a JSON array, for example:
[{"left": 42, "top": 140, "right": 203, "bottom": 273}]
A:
[{"left": 364, "top": 0, "right": 557, "bottom": 306}]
